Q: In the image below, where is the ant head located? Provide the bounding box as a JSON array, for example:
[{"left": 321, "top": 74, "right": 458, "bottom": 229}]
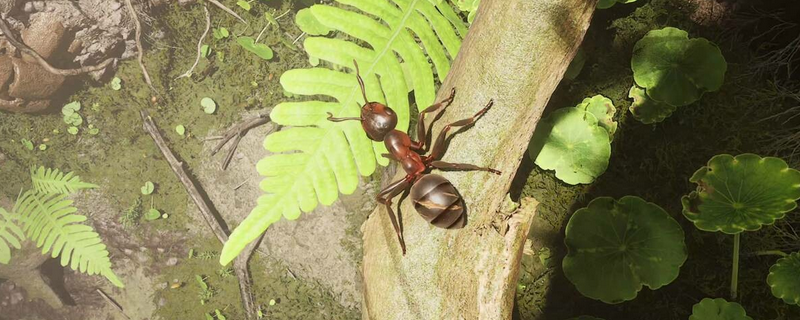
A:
[
  {"left": 326, "top": 60, "right": 398, "bottom": 141},
  {"left": 360, "top": 102, "right": 397, "bottom": 141}
]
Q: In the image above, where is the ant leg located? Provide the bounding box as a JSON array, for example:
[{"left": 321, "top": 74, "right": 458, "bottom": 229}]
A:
[
  {"left": 428, "top": 99, "right": 494, "bottom": 161},
  {"left": 429, "top": 160, "right": 501, "bottom": 175},
  {"left": 411, "top": 88, "right": 456, "bottom": 151},
  {"left": 376, "top": 176, "right": 413, "bottom": 255}
]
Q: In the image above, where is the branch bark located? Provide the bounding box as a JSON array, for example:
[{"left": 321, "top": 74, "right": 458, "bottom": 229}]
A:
[{"left": 361, "top": 0, "right": 597, "bottom": 319}]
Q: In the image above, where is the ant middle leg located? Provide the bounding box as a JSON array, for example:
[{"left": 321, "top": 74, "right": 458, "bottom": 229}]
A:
[
  {"left": 376, "top": 175, "right": 413, "bottom": 255},
  {"left": 427, "top": 99, "right": 494, "bottom": 161},
  {"left": 429, "top": 160, "right": 501, "bottom": 175},
  {"left": 411, "top": 88, "right": 456, "bottom": 151}
]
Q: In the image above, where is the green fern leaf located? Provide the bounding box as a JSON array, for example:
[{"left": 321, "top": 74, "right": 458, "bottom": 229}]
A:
[
  {"left": 15, "top": 191, "right": 124, "bottom": 287},
  {"left": 30, "top": 166, "right": 98, "bottom": 195},
  {"left": 0, "top": 207, "right": 25, "bottom": 264},
  {"left": 220, "top": 0, "right": 467, "bottom": 265}
]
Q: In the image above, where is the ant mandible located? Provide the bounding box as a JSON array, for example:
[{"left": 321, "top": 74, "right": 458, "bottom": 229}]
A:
[{"left": 327, "top": 60, "right": 501, "bottom": 255}]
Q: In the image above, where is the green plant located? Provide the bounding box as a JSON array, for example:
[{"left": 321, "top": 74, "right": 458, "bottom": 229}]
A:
[
  {"left": 454, "top": 0, "right": 480, "bottom": 23},
  {"left": 632, "top": 27, "right": 726, "bottom": 106},
  {"left": 689, "top": 298, "right": 752, "bottom": 320},
  {"left": 196, "top": 275, "right": 216, "bottom": 304},
  {"left": 575, "top": 94, "right": 617, "bottom": 139},
  {"left": 141, "top": 181, "right": 155, "bottom": 195},
  {"left": 598, "top": 0, "right": 637, "bottom": 9},
  {"left": 0, "top": 207, "right": 24, "bottom": 264},
  {"left": 682, "top": 154, "right": 800, "bottom": 298},
  {"left": 5, "top": 168, "right": 123, "bottom": 287},
  {"left": 562, "top": 196, "right": 687, "bottom": 304},
  {"left": 120, "top": 198, "right": 142, "bottom": 228},
  {"left": 220, "top": 0, "right": 467, "bottom": 265},
  {"left": 767, "top": 252, "right": 800, "bottom": 305},
  {"left": 212, "top": 27, "right": 230, "bottom": 40},
  {"left": 628, "top": 85, "right": 676, "bottom": 124},
  {"left": 110, "top": 77, "right": 122, "bottom": 91},
  {"left": 236, "top": 37, "right": 273, "bottom": 60},
  {"left": 528, "top": 107, "right": 611, "bottom": 185},
  {"left": 201, "top": 97, "right": 217, "bottom": 114}
]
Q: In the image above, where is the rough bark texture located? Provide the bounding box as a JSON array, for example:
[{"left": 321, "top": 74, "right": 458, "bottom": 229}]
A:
[{"left": 361, "top": 0, "right": 596, "bottom": 319}]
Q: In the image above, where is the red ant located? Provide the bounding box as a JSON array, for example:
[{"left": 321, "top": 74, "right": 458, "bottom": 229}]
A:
[{"left": 327, "top": 60, "right": 500, "bottom": 254}]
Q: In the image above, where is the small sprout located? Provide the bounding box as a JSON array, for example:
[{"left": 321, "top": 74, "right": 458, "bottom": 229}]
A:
[
  {"left": 295, "top": 8, "right": 332, "bottom": 35},
  {"left": 264, "top": 11, "right": 278, "bottom": 26},
  {"left": 632, "top": 27, "right": 726, "bottom": 107},
  {"left": 161, "top": 213, "right": 169, "bottom": 219},
  {"left": 528, "top": 107, "right": 611, "bottom": 185},
  {"left": 251, "top": 80, "right": 258, "bottom": 88},
  {"left": 205, "top": 314, "right": 214, "bottom": 320},
  {"left": 91, "top": 103, "right": 100, "bottom": 112},
  {"left": 257, "top": 308, "right": 264, "bottom": 318},
  {"left": 20, "top": 139, "right": 33, "bottom": 150},
  {"left": 110, "top": 77, "right": 122, "bottom": 91},
  {"left": 67, "top": 126, "right": 79, "bottom": 135},
  {"left": 689, "top": 298, "right": 752, "bottom": 320},
  {"left": 563, "top": 196, "right": 687, "bottom": 304},
  {"left": 188, "top": 249, "right": 195, "bottom": 258},
  {"left": 212, "top": 27, "right": 230, "bottom": 40},
  {"left": 215, "top": 309, "right": 227, "bottom": 320},
  {"left": 196, "top": 275, "right": 208, "bottom": 290},
  {"left": 176, "top": 125, "right": 186, "bottom": 136},
  {"left": 52, "top": 129, "right": 59, "bottom": 134},
  {"left": 217, "top": 51, "right": 225, "bottom": 63},
  {"left": 201, "top": 44, "right": 211, "bottom": 58},
  {"left": 269, "top": 299, "right": 276, "bottom": 306},
  {"left": 38, "top": 144, "right": 47, "bottom": 151},
  {"left": 767, "top": 252, "right": 800, "bottom": 305},
  {"left": 144, "top": 208, "right": 161, "bottom": 221},
  {"left": 236, "top": 0, "right": 250, "bottom": 11},
  {"left": 236, "top": 36, "right": 273, "bottom": 60},
  {"left": 141, "top": 181, "right": 155, "bottom": 195},
  {"left": 201, "top": 97, "right": 217, "bottom": 114},
  {"left": 682, "top": 154, "right": 800, "bottom": 233}
]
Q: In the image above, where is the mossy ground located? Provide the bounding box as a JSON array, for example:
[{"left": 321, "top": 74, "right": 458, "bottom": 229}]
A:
[
  {"left": 0, "top": 0, "right": 358, "bottom": 318},
  {"left": 513, "top": 0, "right": 800, "bottom": 319}
]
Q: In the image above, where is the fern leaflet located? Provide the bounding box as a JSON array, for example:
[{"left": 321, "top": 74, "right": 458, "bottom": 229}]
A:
[
  {"left": 15, "top": 191, "right": 123, "bottom": 287},
  {"left": 220, "top": 0, "right": 467, "bottom": 264},
  {"left": 30, "top": 166, "right": 98, "bottom": 195},
  {"left": 0, "top": 207, "right": 24, "bottom": 264}
]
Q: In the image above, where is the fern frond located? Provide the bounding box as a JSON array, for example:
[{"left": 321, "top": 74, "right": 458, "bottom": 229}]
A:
[
  {"left": 15, "top": 191, "right": 123, "bottom": 287},
  {"left": 30, "top": 166, "right": 98, "bottom": 195},
  {"left": 220, "top": 0, "right": 467, "bottom": 264},
  {"left": 0, "top": 207, "right": 24, "bottom": 264}
]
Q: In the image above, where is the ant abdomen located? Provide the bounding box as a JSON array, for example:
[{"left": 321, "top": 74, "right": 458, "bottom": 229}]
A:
[{"left": 410, "top": 174, "right": 466, "bottom": 229}]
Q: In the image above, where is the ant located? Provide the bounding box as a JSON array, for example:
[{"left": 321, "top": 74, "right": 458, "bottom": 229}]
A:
[{"left": 327, "top": 60, "right": 500, "bottom": 254}]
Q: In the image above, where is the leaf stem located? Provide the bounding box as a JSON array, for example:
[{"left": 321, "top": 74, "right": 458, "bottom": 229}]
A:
[
  {"left": 731, "top": 233, "right": 741, "bottom": 300},
  {"left": 752, "top": 250, "right": 788, "bottom": 257}
]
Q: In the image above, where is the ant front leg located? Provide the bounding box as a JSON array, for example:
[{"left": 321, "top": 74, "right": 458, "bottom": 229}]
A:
[
  {"left": 411, "top": 88, "right": 456, "bottom": 152},
  {"left": 376, "top": 175, "right": 413, "bottom": 255},
  {"left": 428, "top": 99, "right": 494, "bottom": 161},
  {"left": 429, "top": 160, "right": 501, "bottom": 175}
]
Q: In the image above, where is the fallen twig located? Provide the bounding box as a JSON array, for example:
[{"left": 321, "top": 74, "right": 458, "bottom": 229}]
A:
[
  {"left": 124, "top": 0, "right": 156, "bottom": 91},
  {"left": 208, "top": 0, "right": 247, "bottom": 24},
  {"left": 176, "top": 5, "right": 211, "bottom": 80},
  {"left": 96, "top": 289, "right": 131, "bottom": 320},
  {"left": 210, "top": 113, "right": 271, "bottom": 170},
  {"left": 140, "top": 110, "right": 262, "bottom": 319},
  {"left": 0, "top": 16, "right": 114, "bottom": 76}
]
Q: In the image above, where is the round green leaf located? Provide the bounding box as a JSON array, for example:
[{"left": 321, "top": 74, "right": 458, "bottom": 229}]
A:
[
  {"left": 201, "top": 97, "right": 217, "bottom": 114},
  {"left": 295, "top": 8, "right": 332, "bottom": 36},
  {"left": 144, "top": 208, "right": 161, "bottom": 221},
  {"left": 110, "top": 77, "right": 122, "bottom": 91},
  {"left": 20, "top": 139, "right": 33, "bottom": 150},
  {"left": 38, "top": 144, "right": 46, "bottom": 151},
  {"left": 628, "top": 85, "right": 677, "bottom": 124},
  {"left": 88, "top": 127, "right": 100, "bottom": 135},
  {"left": 575, "top": 94, "right": 617, "bottom": 139},
  {"left": 632, "top": 27, "right": 726, "bottom": 106},
  {"left": 682, "top": 154, "right": 800, "bottom": 234},
  {"left": 689, "top": 298, "right": 752, "bottom": 320},
  {"left": 767, "top": 252, "right": 800, "bottom": 305},
  {"left": 236, "top": 0, "right": 250, "bottom": 11},
  {"left": 201, "top": 44, "right": 211, "bottom": 58},
  {"left": 67, "top": 126, "right": 79, "bottom": 135},
  {"left": 236, "top": 36, "right": 273, "bottom": 60},
  {"left": 563, "top": 196, "right": 687, "bottom": 304},
  {"left": 176, "top": 125, "right": 186, "bottom": 136},
  {"left": 141, "top": 181, "right": 155, "bottom": 195},
  {"left": 63, "top": 113, "right": 83, "bottom": 126},
  {"left": 528, "top": 108, "right": 611, "bottom": 185},
  {"left": 597, "top": 0, "right": 617, "bottom": 9},
  {"left": 61, "top": 101, "right": 80, "bottom": 115}
]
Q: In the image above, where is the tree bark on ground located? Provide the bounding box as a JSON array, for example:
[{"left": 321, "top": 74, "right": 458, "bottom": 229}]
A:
[{"left": 361, "top": 0, "right": 597, "bottom": 319}]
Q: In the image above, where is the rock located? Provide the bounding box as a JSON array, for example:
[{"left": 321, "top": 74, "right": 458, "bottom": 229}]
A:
[
  {"left": 0, "top": 98, "right": 50, "bottom": 113},
  {"left": 158, "top": 297, "right": 167, "bottom": 307},
  {"left": 156, "top": 282, "right": 168, "bottom": 290},
  {"left": 0, "top": 0, "right": 22, "bottom": 14},
  {"left": 123, "top": 248, "right": 134, "bottom": 255},
  {"left": 21, "top": 19, "right": 66, "bottom": 60},
  {"left": 7, "top": 58, "right": 64, "bottom": 100},
  {"left": 178, "top": 0, "right": 197, "bottom": 7},
  {"left": 0, "top": 56, "right": 14, "bottom": 90},
  {"left": 157, "top": 248, "right": 165, "bottom": 254},
  {"left": 165, "top": 257, "right": 178, "bottom": 266},
  {"left": 9, "top": 292, "right": 23, "bottom": 305}
]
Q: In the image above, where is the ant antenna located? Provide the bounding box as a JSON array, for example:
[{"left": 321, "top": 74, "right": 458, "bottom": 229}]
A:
[
  {"left": 326, "top": 112, "right": 362, "bottom": 122},
  {"left": 353, "top": 59, "right": 370, "bottom": 104}
]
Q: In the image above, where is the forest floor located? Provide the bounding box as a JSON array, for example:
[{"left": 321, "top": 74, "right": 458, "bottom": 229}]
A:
[{"left": 0, "top": 0, "right": 798, "bottom": 319}]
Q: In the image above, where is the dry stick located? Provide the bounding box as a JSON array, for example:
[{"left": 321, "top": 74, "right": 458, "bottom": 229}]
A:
[
  {"left": 140, "top": 110, "right": 262, "bottom": 319},
  {"left": 124, "top": 0, "right": 155, "bottom": 91},
  {"left": 210, "top": 113, "right": 271, "bottom": 170},
  {"left": 176, "top": 5, "right": 211, "bottom": 80},
  {"left": 208, "top": 0, "right": 247, "bottom": 24},
  {"left": 96, "top": 289, "right": 131, "bottom": 320},
  {"left": 0, "top": 16, "right": 114, "bottom": 76}
]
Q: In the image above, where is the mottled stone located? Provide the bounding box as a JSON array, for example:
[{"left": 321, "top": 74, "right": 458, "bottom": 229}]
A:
[
  {"left": 0, "top": 56, "right": 14, "bottom": 90},
  {"left": 0, "top": 98, "right": 50, "bottom": 113},
  {"left": 21, "top": 20, "right": 66, "bottom": 60},
  {"left": 7, "top": 58, "right": 64, "bottom": 100}
]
